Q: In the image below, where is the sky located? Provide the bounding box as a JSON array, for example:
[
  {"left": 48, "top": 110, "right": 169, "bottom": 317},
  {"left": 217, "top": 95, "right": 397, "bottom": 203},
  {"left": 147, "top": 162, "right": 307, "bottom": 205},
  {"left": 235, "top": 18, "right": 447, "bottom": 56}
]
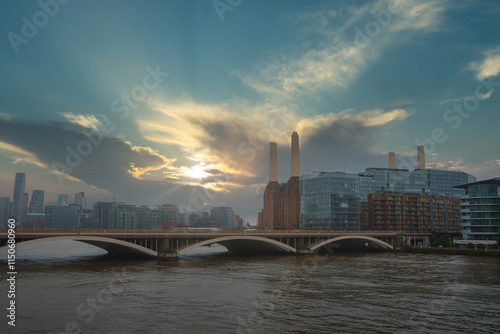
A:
[{"left": 0, "top": 0, "right": 499, "bottom": 224}]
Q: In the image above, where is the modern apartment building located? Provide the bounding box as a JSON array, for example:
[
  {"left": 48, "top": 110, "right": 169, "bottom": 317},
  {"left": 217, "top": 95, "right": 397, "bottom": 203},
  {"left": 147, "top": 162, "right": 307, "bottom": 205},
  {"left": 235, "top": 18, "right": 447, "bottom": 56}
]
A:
[
  {"left": 454, "top": 178, "right": 500, "bottom": 248},
  {"left": 367, "top": 192, "right": 460, "bottom": 233}
]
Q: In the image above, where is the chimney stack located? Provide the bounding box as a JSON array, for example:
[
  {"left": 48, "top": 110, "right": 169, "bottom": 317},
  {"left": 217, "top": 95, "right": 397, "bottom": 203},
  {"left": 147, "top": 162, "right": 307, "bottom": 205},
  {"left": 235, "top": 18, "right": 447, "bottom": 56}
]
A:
[
  {"left": 291, "top": 132, "right": 300, "bottom": 177},
  {"left": 269, "top": 142, "right": 278, "bottom": 182},
  {"left": 417, "top": 145, "right": 426, "bottom": 169},
  {"left": 388, "top": 152, "right": 395, "bottom": 169}
]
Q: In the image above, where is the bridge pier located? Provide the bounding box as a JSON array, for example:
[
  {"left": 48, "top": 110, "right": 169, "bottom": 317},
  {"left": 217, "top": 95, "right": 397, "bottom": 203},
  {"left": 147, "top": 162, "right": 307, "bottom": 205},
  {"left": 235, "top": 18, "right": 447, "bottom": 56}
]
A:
[
  {"left": 296, "top": 249, "right": 314, "bottom": 256},
  {"left": 157, "top": 252, "right": 179, "bottom": 259}
]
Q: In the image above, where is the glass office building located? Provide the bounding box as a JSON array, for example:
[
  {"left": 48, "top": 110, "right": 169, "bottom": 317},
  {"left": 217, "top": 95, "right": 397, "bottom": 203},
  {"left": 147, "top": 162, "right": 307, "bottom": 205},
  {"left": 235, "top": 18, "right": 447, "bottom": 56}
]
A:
[
  {"left": 454, "top": 178, "right": 500, "bottom": 247},
  {"left": 300, "top": 168, "right": 475, "bottom": 230}
]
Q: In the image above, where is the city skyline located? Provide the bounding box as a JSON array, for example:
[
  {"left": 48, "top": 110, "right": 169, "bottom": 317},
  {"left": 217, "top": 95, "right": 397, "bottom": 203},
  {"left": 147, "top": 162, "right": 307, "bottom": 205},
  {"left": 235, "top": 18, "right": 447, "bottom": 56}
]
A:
[{"left": 1, "top": 0, "right": 499, "bottom": 224}]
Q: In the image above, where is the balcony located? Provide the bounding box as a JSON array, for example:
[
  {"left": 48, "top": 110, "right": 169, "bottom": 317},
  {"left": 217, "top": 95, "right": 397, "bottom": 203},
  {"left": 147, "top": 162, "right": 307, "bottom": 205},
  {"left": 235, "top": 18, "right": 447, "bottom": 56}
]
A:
[
  {"left": 460, "top": 215, "right": 471, "bottom": 220},
  {"left": 459, "top": 202, "right": 470, "bottom": 207},
  {"left": 459, "top": 208, "right": 470, "bottom": 213}
]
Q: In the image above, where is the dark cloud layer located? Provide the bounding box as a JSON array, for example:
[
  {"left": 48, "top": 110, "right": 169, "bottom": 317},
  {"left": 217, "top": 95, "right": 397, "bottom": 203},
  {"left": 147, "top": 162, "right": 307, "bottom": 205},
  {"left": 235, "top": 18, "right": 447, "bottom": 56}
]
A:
[
  {"left": 0, "top": 116, "right": 396, "bottom": 222},
  {"left": 0, "top": 119, "right": 195, "bottom": 206}
]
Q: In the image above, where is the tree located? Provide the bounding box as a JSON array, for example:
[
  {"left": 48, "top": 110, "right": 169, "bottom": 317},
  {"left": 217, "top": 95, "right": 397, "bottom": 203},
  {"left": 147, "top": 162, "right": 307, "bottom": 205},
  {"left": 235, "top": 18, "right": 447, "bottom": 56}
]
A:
[
  {"left": 432, "top": 241, "right": 439, "bottom": 248},
  {"left": 477, "top": 243, "right": 486, "bottom": 250},
  {"left": 437, "top": 234, "right": 452, "bottom": 248},
  {"left": 466, "top": 243, "right": 475, "bottom": 249}
]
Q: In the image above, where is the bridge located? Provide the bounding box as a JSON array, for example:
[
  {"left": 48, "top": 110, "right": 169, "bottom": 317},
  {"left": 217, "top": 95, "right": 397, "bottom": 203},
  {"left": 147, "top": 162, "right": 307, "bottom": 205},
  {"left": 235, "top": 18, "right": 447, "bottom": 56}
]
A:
[{"left": 0, "top": 229, "right": 403, "bottom": 258}]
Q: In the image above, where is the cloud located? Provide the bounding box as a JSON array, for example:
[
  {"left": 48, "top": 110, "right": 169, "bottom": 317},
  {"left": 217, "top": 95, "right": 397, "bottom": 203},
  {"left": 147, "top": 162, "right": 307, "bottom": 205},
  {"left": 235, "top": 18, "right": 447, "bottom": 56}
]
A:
[
  {"left": 0, "top": 141, "right": 47, "bottom": 168},
  {"left": 0, "top": 118, "right": 183, "bottom": 203},
  {"left": 137, "top": 98, "right": 297, "bottom": 191},
  {"left": 467, "top": 46, "right": 500, "bottom": 81},
  {"left": 235, "top": 0, "right": 448, "bottom": 105},
  {"left": 0, "top": 112, "right": 12, "bottom": 121},
  {"left": 486, "top": 159, "right": 500, "bottom": 167},
  {"left": 297, "top": 108, "right": 408, "bottom": 133},
  {"left": 426, "top": 157, "right": 469, "bottom": 171},
  {"left": 387, "top": 0, "right": 448, "bottom": 33},
  {"left": 138, "top": 96, "right": 410, "bottom": 190},
  {"left": 60, "top": 113, "right": 103, "bottom": 131}
]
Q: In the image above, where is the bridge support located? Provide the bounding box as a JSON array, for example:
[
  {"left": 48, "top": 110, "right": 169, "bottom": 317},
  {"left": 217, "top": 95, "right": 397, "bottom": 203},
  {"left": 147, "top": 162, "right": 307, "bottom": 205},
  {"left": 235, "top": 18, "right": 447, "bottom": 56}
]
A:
[
  {"left": 296, "top": 249, "right": 314, "bottom": 256},
  {"left": 157, "top": 252, "right": 179, "bottom": 259}
]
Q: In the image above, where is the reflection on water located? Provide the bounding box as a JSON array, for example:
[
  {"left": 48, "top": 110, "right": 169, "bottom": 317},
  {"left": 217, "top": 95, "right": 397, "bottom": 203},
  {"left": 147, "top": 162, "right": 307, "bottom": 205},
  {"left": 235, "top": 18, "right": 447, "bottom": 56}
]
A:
[{"left": 0, "top": 241, "right": 499, "bottom": 333}]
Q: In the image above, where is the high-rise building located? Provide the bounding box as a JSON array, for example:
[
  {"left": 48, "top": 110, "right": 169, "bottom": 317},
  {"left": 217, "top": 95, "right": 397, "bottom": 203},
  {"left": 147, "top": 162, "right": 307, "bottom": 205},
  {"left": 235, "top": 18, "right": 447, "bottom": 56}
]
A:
[
  {"left": 210, "top": 206, "right": 235, "bottom": 230},
  {"left": 23, "top": 193, "right": 29, "bottom": 216},
  {"left": 28, "top": 190, "right": 45, "bottom": 214},
  {"left": 0, "top": 197, "right": 9, "bottom": 228},
  {"left": 58, "top": 194, "right": 68, "bottom": 206},
  {"left": 74, "top": 192, "right": 85, "bottom": 208},
  {"left": 454, "top": 178, "right": 500, "bottom": 248},
  {"left": 12, "top": 172, "right": 26, "bottom": 224}
]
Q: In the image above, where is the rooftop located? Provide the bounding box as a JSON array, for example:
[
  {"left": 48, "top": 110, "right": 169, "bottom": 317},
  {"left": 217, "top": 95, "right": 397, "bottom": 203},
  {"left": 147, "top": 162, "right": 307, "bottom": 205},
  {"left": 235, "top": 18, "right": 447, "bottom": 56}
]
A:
[{"left": 454, "top": 177, "right": 500, "bottom": 188}]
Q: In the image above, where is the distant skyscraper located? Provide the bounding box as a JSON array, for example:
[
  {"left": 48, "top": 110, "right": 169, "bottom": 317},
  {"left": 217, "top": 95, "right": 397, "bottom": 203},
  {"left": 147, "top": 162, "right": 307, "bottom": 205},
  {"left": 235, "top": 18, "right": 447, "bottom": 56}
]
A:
[
  {"left": 58, "top": 194, "right": 68, "bottom": 206},
  {"left": 28, "top": 190, "right": 45, "bottom": 214},
  {"left": 74, "top": 192, "right": 85, "bottom": 208},
  {"left": 210, "top": 206, "right": 235, "bottom": 229},
  {"left": 12, "top": 172, "right": 26, "bottom": 223},
  {"left": 23, "top": 193, "right": 29, "bottom": 215},
  {"left": 0, "top": 197, "right": 9, "bottom": 228}
]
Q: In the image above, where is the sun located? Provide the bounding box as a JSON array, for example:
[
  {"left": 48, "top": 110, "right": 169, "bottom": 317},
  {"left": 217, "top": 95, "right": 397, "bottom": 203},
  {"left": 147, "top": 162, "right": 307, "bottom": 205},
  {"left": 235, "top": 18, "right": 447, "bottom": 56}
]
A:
[{"left": 185, "top": 164, "right": 210, "bottom": 180}]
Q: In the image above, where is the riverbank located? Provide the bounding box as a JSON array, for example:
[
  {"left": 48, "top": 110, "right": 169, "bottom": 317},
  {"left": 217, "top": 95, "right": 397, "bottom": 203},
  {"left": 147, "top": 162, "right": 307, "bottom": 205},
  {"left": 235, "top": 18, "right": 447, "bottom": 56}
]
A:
[{"left": 395, "top": 246, "right": 500, "bottom": 257}]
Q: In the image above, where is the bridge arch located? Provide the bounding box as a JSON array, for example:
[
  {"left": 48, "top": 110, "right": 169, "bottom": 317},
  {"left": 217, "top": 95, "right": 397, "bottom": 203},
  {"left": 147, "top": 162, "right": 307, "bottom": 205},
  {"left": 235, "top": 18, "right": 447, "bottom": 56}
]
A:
[
  {"left": 178, "top": 235, "right": 296, "bottom": 255},
  {"left": 310, "top": 235, "right": 393, "bottom": 252},
  {"left": 2, "top": 236, "right": 157, "bottom": 257}
]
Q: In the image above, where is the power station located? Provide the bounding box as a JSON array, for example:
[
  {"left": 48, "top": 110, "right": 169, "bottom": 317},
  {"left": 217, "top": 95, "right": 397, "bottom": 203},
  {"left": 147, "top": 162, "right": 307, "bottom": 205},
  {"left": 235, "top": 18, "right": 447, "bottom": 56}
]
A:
[
  {"left": 258, "top": 132, "right": 300, "bottom": 230},
  {"left": 258, "top": 132, "right": 476, "bottom": 231}
]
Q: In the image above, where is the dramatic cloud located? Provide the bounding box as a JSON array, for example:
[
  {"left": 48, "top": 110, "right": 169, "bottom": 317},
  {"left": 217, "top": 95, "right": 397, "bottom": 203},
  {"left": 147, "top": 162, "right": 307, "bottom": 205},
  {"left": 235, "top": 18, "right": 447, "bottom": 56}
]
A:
[
  {"left": 0, "top": 118, "right": 183, "bottom": 203},
  {"left": 235, "top": 0, "right": 448, "bottom": 104},
  {"left": 297, "top": 111, "right": 409, "bottom": 173},
  {"left": 468, "top": 46, "right": 500, "bottom": 81},
  {"left": 136, "top": 97, "right": 410, "bottom": 199}
]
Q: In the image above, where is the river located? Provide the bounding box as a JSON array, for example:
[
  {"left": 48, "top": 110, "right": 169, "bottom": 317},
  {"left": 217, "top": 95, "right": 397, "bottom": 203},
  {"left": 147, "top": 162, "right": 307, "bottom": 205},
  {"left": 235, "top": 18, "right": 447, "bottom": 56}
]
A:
[{"left": 1, "top": 240, "right": 499, "bottom": 333}]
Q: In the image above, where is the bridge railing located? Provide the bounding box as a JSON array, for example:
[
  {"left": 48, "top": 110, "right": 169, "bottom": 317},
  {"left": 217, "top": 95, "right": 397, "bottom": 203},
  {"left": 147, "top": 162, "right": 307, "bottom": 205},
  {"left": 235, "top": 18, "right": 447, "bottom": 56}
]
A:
[{"left": 0, "top": 228, "right": 406, "bottom": 236}]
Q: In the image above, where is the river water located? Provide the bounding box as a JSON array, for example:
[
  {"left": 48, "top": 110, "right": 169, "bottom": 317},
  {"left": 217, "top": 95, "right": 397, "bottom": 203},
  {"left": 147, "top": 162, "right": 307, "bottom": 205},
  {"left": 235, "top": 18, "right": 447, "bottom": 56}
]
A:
[{"left": 1, "top": 240, "right": 499, "bottom": 334}]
